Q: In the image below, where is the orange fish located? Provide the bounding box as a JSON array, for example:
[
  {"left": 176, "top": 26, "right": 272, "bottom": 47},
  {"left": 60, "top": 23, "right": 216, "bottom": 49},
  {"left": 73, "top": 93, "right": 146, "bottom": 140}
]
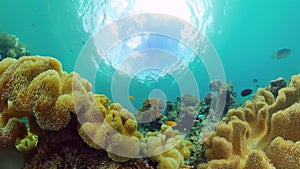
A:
[
  {"left": 129, "top": 95, "right": 135, "bottom": 100},
  {"left": 165, "top": 121, "right": 177, "bottom": 127}
]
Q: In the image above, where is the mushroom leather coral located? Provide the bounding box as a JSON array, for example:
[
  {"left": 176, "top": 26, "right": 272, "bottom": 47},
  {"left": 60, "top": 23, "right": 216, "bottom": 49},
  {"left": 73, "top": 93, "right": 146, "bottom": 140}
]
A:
[
  {"left": 0, "top": 118, "right": 27, "bottom": 147},
  {"left": 79, "top": 97, "right": 193, "bottom": 166},
  {"left": 78, "top": 95, "right": 142, "bottom": 162},
  {"left": 0, "top": 56, "right": 91, "bottom": 132},
  {"left": 199, "top": 74, "right": 300, "bottom": 169},
  {"left": 147, "top": 125, "right": 193, "bottom": 169}
]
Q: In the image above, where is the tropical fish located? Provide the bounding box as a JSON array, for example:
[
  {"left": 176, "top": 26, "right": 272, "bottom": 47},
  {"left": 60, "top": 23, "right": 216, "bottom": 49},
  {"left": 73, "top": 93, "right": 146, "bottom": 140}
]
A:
[
  {"left": 129, "top": 95, "right": 135, "bottom": 100},
  {"left": 241, "top": 89, "right": 253, "bottom": 97},
  {"left": 272, "top": 48, "right": 291, "bottom": 59},
  {"left": 165, "top": 121, "right": 177, "bottom": 127}
]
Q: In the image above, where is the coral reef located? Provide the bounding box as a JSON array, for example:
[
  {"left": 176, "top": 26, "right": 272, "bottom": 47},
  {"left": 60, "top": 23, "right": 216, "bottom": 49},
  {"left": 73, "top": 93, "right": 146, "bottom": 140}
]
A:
[
  {"left": 198, "top": 93, "right": 217, "bottom": 116},
  {"left": 124, "top": 159, "right": 156, "bottom": 169},
  {"left": 206, "top": 80, "right": 237, "bottom": 122},
  {"left": 0, "top": 56, "right": 195, "bottom": 169},
  {"left": 0, "top": 118, "right": 27, "bottom": 147},
  {"left": 199, "top": 74, "right": 300, "bottom": 169},
  {"left": 159, "top": 94, "right": 201, "bottom": 132},
  {"left": 146, "top": 125, "right": 193, "bottom": 169},
  {"left": 23, "top": 114, "right": 157, "bottom": 169},
  {"left": 0, "top": 32, "right": 30, "bottom": 60},
  {"left": 185, "top": 119, "right": 206, "bottom": 167},
  {"left": 78, "top": 95, "right": 142, "bottom": 162},
  {"left": 137, "top": 98, "right": 164, "bottom": 133},
  {"left": 175, "top": 94, "right": 200, "bottom": 131},
  {"left": 265, "top": 77, "right": 287, "bottom": 98},
  {"left": 0, "top": 56, "right": 90, "bottom": 133},
  {"left": 24, "top": 114, "right": 106, "bottom": 168}
]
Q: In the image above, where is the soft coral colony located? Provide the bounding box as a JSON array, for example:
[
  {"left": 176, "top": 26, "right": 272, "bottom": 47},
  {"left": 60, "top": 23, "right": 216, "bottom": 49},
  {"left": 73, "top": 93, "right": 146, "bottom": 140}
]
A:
[
  {"left": 0, "top": 56, "right": 300, "bottom": 169},
  {"left": 0, "top": 56, "right": 192, "bottom": 169},
  {"left": 199, "top": 75, "right": 300, "bottom": 169}
]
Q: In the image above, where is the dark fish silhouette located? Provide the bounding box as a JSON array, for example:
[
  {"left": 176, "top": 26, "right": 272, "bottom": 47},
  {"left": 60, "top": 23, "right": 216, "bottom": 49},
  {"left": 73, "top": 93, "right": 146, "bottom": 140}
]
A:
[
  {"left": 252, "top": 78, "right": 258, "bottom": 83},
  {"left": 241, "top": 89, "right": 253, "bottom": 97},
  {"left": 272, "top": 48, "right": 291, "bottom": 59}
]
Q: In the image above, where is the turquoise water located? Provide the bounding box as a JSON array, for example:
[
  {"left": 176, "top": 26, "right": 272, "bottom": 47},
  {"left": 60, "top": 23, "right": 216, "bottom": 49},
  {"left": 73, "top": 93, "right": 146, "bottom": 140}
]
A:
[{"left": 1, "top": 0, "right": 300, "bottom": 112}]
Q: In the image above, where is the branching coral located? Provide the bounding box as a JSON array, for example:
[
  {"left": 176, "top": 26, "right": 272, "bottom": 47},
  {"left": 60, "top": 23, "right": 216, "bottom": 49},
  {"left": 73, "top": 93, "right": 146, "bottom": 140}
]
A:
[{"left": 199, "top": 74, "right": 300, "bottom": 169}]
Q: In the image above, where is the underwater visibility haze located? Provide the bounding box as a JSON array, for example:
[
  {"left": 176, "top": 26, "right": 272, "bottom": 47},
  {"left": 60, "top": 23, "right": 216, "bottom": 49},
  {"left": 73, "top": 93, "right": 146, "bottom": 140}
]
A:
[{"left": 1, "top": 0, "right": 300, "bottom": 168}]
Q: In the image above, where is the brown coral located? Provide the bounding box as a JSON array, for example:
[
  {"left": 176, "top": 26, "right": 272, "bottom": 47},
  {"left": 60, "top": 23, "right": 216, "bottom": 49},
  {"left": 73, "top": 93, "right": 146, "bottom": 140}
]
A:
[
  {"left": 0, "top": 56, "right": 196, "bottom": 168},
  {"left": 78, "top": 95, "right": 143, "bottom": 162},
  {"left": 200, "top": 74, "right": 300, "bottom": 169},
  {"left": 79, "top": 96, "right": 193, "bottom": 167},
  {"left": 0, "top": 118, "right": 27, "bottom": 147},
  {"left": 0, "top": 56, "right": 91, "bottom": 133}
]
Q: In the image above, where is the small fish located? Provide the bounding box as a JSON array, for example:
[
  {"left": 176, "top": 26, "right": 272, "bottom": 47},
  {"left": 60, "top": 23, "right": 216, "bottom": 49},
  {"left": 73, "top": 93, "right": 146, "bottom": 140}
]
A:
[
  {"left": 252, "top": 78, "right": 258, "bottom": 83},
  {"left": 165, "top": 121, "right": 177, "bottom": 127},
  {"left": 129, "top": 95, "right": 135, "bottom": 100},
  {"left": 272, "top": 48, "right": 291, "bottom": 59},
  {"left": 30, "top": 23, "right": 37, "bottom": 28},
  {"left": 241, "top": 89, "right": 253, "bottom": 97}
]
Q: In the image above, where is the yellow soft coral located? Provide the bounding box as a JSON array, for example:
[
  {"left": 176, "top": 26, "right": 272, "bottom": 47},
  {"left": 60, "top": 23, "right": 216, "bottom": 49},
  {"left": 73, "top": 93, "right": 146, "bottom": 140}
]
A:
[
  {"left": 147, "top": 125, "right": 193, "bottom": 169},
  {"left": 78, "top": 96, "right": 143, "bottom": 162},
  {"left": 0, "top": 118, "right": 27, "bottom": 147},
  {"left": 200, "top": 74, "right": 300, "bottom": 169},
  {"left": 79, "top": 96, "right": 193, "bottom": 166},
  {"left": 0, "top": 56, "right": 91, "bottom": 132},
  {"left": 266, "top": 137, "right": 300, "bottom": 169}
]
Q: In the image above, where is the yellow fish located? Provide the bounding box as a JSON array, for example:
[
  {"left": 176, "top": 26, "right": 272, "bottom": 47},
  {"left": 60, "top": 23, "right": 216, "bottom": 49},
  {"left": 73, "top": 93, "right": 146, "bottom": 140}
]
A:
[
  {"left": 165, "top": 121, "right": 177, "bottom": 127},
  {"left": 129, "top": 95, "right": 135, "bottom": 100}
]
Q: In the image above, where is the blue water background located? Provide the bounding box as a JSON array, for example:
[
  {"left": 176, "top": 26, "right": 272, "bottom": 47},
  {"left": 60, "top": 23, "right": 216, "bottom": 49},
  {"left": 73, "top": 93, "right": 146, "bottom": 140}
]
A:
[{"left": 1, "top": 0, "right": 299, "bottom": 112}]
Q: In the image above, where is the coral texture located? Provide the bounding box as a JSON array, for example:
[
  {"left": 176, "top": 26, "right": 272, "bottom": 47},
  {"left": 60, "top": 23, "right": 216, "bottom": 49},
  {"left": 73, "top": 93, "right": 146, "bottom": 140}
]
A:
[
  {"left": 0, "top": 118, "right": 27, "bottom": 147},
  {"left": 15, "top": 131, "right": 38, "bottom": 153},
  {"left": 0, "top": 56, "right": 91, "bottom": 133},
  {"left": 137, "top": 98, "right": 164, "bottom": 133},
  {"left": 24, "top": 114, "right": 118, "bottom": 169},
  {"left": 199, "top": 74, "right": 300, "bottom": 169},
  {"left": 206, "top": 80, "right": 237, "bottom": 122},
  {"left": 0, "top": 56, "right": 194, "bottom": 168},
  {"left": 0, "top": 32, "right": 30, "bottom": 60},
  {"left": 78, "top": 94, "right": 143, "bottom": 162},
  {"left": 146, "top": 125, "right": 193, "bottom": 169}
]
